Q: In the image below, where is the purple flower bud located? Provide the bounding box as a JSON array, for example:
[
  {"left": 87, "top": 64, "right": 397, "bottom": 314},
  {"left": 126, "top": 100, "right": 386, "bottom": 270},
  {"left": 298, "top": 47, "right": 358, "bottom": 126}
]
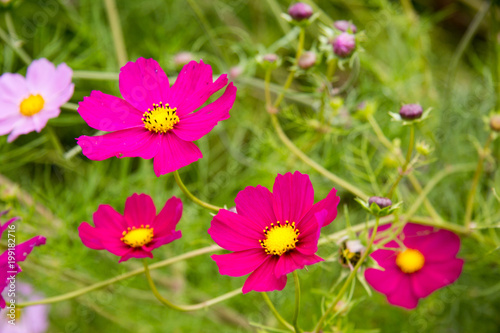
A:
[
  {"left": 334, "top": 20, "right": 357, "bottom": 33},
  {"left": 368, "top": 196, "right": 392, "bottom": 209},
  {"left": 298, "top": 51, "right": 317, "bottom": 69},
  {"left": 399, "top": 104, "right": 423, "bottom": 120},
  {"left": 229, "top": 66, "right": 243, "bottom": 80},
  {"left": 332, "top": 33, "right": 356, "bottom": 58},
  {"left": 263, "top": 53, "right": 279, "bottom": 63},
  {"left": 490, "top": 114, "right": 500, "bottom": 132},
  {"left": 288, "top": 2, "right": 313, "bottom": 21},
  {"left": 173, "top": 51, "right": 194, "bottom": 67}
]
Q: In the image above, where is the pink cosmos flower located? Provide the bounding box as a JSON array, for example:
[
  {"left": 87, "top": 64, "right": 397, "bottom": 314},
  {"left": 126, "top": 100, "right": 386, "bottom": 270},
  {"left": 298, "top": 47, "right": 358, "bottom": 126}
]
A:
[
  {"left": 76, "top": 58, "right": 237, "bottom": 176},
  {"left": 0, "top": 59, "right": 74, "bottom": 142},
  {"left": 208, "top": 171, "right": 340, "bottom": 293},
  {"left": 0, "top": 212, "right": 46, "bottom": 308},
  {"left": 78, "top": 193, "right": 182, "bottom": 263},
  {"left": 364, "top": 223, "right": 464, "bottom": 309}
]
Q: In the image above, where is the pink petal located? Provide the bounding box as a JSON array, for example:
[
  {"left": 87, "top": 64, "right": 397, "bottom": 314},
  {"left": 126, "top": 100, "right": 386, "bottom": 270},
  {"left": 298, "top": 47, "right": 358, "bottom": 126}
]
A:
[
  {"left": 211, "top": 248, "right": 268, "bottom": 277},
  {"left": 31, "top": 110, "right": 57, "bottom": 132},
  {"left": 0, "top": 115, "right": 22, "bottom": 137},
  {"left": 0, "top": 73, "right": 28, "bottom": 104},
  {"left": 118, "top": 248, "right": 154, "bottom": 263},
  {"left": 369, "top": 248, "right": 398, "bottom": 269},
  {"left": 272, "top": 171, "right": 314, "bottom": 224},
  {"left": 14, "top": 235, "right": 46, "bottom": 263},
  {"left": 77, "top": 91, "right": 143, "bottom": 131},
  {"left": 299, "top": 187, "right": 340, "bottom": 228},
  {"left": 26, "top": 59, "right": 73, "bottom": 100},
  {"left": 144, "top": 230, "right": 182, "bottom": 251},
  {"left": 404, "top": 226, "right": 461, "bottom": 263},
  {"left": 168, "top": 60, "right": 213, "bottom": 110},
  {"left": 364, "top": 266, "right": 404, "bottom": 295},
  {"left": 411, "top": 259, "right": 463, "bottom": 298},
  {"left": 119, "top": 58, "right": 170, "bottom": 112},
  {"left": 175, "top": 74, "right": 229, "bottom": 116},
  {"left": 242, "top": 256, "right": 287, "bottom": 293},
  {"left": 386, "top": 275, "right": 419, "bottom": 309},
  {"left": 0, "top": 217, "right": 18, "bottom": 238},
  {"left": 208, "top": 209, "right": 262, "bottom": 251},
  {"left": 173, "top": 82, "right": 236, "bottom": 141},
  {"left": 123, "top": 193, "right": 157, "bottom": 227},
  {"left": 77, "top": 127, "right": 161, "bottom": 161},
  {"left": 294, "top": 210, "right": 324, "bottom": 255},
  {"left": 234, "top": 185, "right": 276, "bottom": 230},
  {"left": 92, "top": 204, "right": 128, "bottom": 236},
  {"left": 274, "top": 251, "right": 323, "bottom": 276},
  {"left": 78, "top": 222, "right": 105, "bottom": 250},
  {"left": 7, "top": 117, "right": 37, "bottom": 142},
  {"left": 152, "top": 132, "right": 202, "bottom": 176},
  {"left": 152, "top": 196, "right": 183, "bottom": 237},
  {"left": 0, "top": 101, "right": 20, "bottom": 120}
]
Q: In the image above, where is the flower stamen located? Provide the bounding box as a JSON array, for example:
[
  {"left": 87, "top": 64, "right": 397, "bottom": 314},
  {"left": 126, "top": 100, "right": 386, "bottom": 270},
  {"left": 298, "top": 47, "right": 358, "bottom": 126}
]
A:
[
  {"left": 121, "top": 224, "right": 154, "bottom": 248},
  {"left": 20, "top": 94, "right": 44, "bottom": 116},
  {"left": 396, "top": 248, "right": 425, "bottom": 273},
  {"left": 142, "top": 102, "right": 180, "bottom": 133},
  {"left": 260, "top": 220, "right": 299, "bottom": 256}
]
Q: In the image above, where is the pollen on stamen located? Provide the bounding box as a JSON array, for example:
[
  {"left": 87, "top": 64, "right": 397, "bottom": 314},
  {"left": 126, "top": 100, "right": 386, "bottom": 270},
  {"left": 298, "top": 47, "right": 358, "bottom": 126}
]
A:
[{"left": 142, "top": 101, "right": 180, "bottom": 134}]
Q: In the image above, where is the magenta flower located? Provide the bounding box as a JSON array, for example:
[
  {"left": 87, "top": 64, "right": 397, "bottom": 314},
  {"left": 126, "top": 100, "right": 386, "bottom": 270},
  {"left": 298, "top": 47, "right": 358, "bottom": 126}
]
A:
[
  {"left": 78, "top": 193, "right": 182, "bottom": 263},
  {"left": 0, "top": 59, "right": 74, "bottom": 142},
  {"left": 332, "top": 33, "right": 356, "bottom": 58},
  {"left": 208, "top": 171, "right": 340, "bottom": 293},
  {"left": 0, "top": 212, "right": 46, "bottom": 309},
  {"left": 76, "top": 58, "right": 237, "bottom": 176},
  {"left": 364, "top": 223, "right": 464, "bottom": 309}
]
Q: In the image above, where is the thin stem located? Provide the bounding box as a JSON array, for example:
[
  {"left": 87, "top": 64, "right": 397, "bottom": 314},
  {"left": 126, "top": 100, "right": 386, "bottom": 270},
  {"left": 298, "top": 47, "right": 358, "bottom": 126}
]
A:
[
  {"left": 314, "top": 217, "right": 381, "bottom": 333},
  {"left": 18, "top": 245, "right": 221, "bottom": 308},
  {"left": 270, "top": 114, "right": 369, "bottom": 200},
  {"left": 400, "top": 0, "right": 417, "bottom": 21},
  {"left": 0, "top": 24, "right": 31, "bottom": 65},
  {"left": 265, "top": 68, "right": 273, "bottom": 110},
  {"left": 292, "top": 271, "right": 301, "bottom": 333},
  {"left": 262, "top": 292, "right": 295, "bottom": 332},
  {"left": 61, "top": 102, "right": 79, "bottom": 112},
  {"left": 73, "top": 70, "right": 119, "bottom": 80},
  {"left": 172, "top": 170, "right": 222, "bottom": 212},
  {"left": 326, "top": 58, "right": 337, "bottom": 82},
  {"left": 273, "top": 27, "right": 305, "bottom": 109},
  {"left": 387, "top": 124, "right": 414, "bottom": 198},
  {"left": 464, "top": 133, "right": 494, "bottom": 230},
  {"left": 104, "top": 0, "right": 128, "bottom": 67},
  {"left": 142, "top": 259, "right": 242, "bottom": 311}
]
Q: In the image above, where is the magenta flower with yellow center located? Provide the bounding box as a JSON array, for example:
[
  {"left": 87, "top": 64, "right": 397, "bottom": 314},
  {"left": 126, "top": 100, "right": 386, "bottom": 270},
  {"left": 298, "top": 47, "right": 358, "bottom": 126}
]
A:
[
  {"left": 0, "top": 59, "right": 74, "bottom": 142},
  {"left": 76, "top": 57, "right": 237, "bottom": 176},
  {"left": 208, "top": 171, "right": 340, "bottom": 293},
  {"left": 364, "top": 223, "right": 464, "bottom": 309},
  {"left": 78, "top": 193, "right": 182, "bottom": 263}
]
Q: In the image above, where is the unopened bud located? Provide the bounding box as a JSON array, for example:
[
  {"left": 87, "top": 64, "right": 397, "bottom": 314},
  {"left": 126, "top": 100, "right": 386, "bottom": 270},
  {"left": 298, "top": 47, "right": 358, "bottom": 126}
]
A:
[
  {"left": 399, "top": 104, "right": 423, "bottom": 120},
  {"left": 229, "top": 66, "right": 243, "bottom": 80},
  {"left": 173, "top": 52, "right": 194, "bottom": 67},
  {"left": 263, "top": 54, "right": 279, "bottom": 63},
  {"left": 332, "top": 33, "right": 356, "bottom": 58},
  {"left": 288, "top": 2, "right": 313, "bottom": 21},
  {"left": 334, "top": 20, "right": 357, "bottom": 33},
  {"left": 298, "top": 51, "right": 316, "bottom": 69},
  {"left": 368, "top": 196, "right": 392, "bottom": 209},
  {"left": 490, "top": 114, "right": 500, "bottom": 132}
]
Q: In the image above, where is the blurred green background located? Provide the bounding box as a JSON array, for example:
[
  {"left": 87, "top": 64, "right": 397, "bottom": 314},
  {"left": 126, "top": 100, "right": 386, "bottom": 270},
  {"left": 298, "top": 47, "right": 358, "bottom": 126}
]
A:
[{"left": 1, "top": 0, "right": 500, "bottom": 332}]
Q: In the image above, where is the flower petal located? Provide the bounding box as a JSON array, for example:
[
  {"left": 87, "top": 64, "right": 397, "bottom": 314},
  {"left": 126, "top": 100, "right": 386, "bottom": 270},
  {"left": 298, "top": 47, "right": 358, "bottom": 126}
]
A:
[
  {"left": 119, "top": 58, "right": 170, "bottom": 111},
  {"left": 272, "top": 171, "right": 314, "bottom": 224},
  {"left": 211, "top": 248, "right": 268, "bottom": 277},
  {"left": 234, "top": 184, "right": 276, "bottom": 230},
  {"left": 0, "top": 73, "right": 28, "bottom": 104},
  {"left": 124, "top": 193, "right": 157, "bottom": 227},
  {"left": 78, "top": 222, "right": 105, "bottom": 250},
  {"left": 208, "top": 209, "right": 262, "bottom": 251},
  {"left": 152, "top": 132, "right": 202, "bottom": 176},
  {"left": 294, "top": 210, "right": 324, "bottom": 255},
  {"left": 77, "top": 127, "right": 161, "bottom": 161},
  {"left": 364, "top": 266, "right": 404, "bottom": 295},
  {"left": 386, "top": 275, "right": 419, "bottom": 309},
  {"left": 403, "top": 224, "right": 461, "bottom": 263},
  {"left": 77, "top": 91, "right": 143, "bottom": 131},
  {"left": 275, "top": 251, "right": 323, "bottom": 276},
  {"left": 15, "top": 235, "right": 46, "bottom": 263},
  {"left": 7, "top": 117, "right": 37, "bottom": 142},
  {"left": 118, "top": 248, "right": 154, "bottom": 263},
  {"left": 144, "top": 230, "right": 182, "bottom": 251},
  {"left": 175, "top": 74, "right": 229, "bottom": 116},
  {"left": 26, "top": 59, "right": 73, "bottom": 100},
  {"left": 0, "top": 115, "right": 22, "bottom": 138},
  {"left": 369, "top": 248, "right": 399, "bottom": 269},
  {"left": 299, "top": 187, "right": 340, "bottom": 228},
  {"left": 152, "top": 196, "right": 183, "bottom": 238},
  {"left": 411, "top": 259, "right": 463, "bottom": 298},
  {"left": 92, "top": 204, "right": 128, "bottom": 236},
  {"left": 173, "top": 82, "right": 236, "bottom": 141},
  {"left": 0, "top": 101, "right": 20, "bottom": 120},
  {"left": 169, "top": 60, "right": 213, "bottom": 110},
  {"left": 242, "top": 256, "right": 287, "bottom": 293}
]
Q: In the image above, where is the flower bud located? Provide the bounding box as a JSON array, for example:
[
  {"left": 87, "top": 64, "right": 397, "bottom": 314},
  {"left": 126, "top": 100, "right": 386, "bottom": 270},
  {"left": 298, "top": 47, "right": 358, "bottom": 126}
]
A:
[
  {"left": 334, "top": 20, "right": 357, "bottom": 33},
  {"left": 368, "top": 196, "right": 392, "bottom": 209},
  {"left": 399, "top": 103, "right": 423, "bottom": 120},
  {"left": 229, "top": 66, "right": 243, "bottom": 80},
  {"left": 298, "top": 51, "right": 316, "bottom": 69},
  {"left": 416, "top": 141, "right": 432, "bottom": 156},
  {"left": 173, "top": 52, "right": 194, "bottom": 67},
  {"left": 288, "top": 2, "right": 313, "bottom": 21},
  {"left": 490, "top": 114, "right": 500, "bottom": 132},
  {"left": 263, "top": 53, "right": 279, "bottom": 63},
  {"left": 332, "top": 33, "right": 356, "bottom": 58}
]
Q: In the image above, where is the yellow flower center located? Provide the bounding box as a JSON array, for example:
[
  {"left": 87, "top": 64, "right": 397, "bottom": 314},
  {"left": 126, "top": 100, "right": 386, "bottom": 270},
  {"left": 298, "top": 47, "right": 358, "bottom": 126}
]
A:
[
  {"left": 142, "top": 102, "right": 180, "bottom": 133},
  {"left": 396, "top": 248, "right": 425, "bottom": 273},
  {"left": 120, "top": 225, "right": 154, "bottom": 247},
  {"left": 260, "top": 221, "right": 300, "bottom": 256},
  {"left": 19, "top": 94, "right": 44, "bottom": 116}
]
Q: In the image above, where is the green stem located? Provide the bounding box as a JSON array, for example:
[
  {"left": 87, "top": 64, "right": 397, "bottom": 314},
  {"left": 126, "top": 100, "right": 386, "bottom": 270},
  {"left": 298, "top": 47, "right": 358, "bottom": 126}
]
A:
[
  {"left": 273, "top": 27, "right": 305, "bottom": 109},
  {"left": 142, "top": 259, "right": 242, "bottom": 311},
  {"left": 400, "top": 0, "right": 417, "bottom": 21},
  {"left": 314, "top": 217, "right": 381, "bottom": 333},
  {"left": 326, "top": 58, "right": 337, "bottom": 82},
  {"left": 265, "top": 68, "right": 273, "bottom": 110},
  {"left": 104, "top": 0, "right": 128, "bottom": 67},
  {"left": 73, "top": 70, "right": 119, "bottom": 80},
  {"left": 172, "top": 170, "right": 222, "bottom": 212},
  {"left": 262, "top": 292, "right": 294, "bottom": 332},
  {"left": 387, "top": 124, "right": 414, "bottom": 198},
  {"left": 61, "top": 102, "right": 79, "bottom": 112},
  {"left": 18, "top": 245, "right": 221, "bottom": 308},
  {"left": 270, "top": 114, "right": 368, "bottom": 200},
  {"left": 0, "top": 24, "right": 31, "bottom": 65},
  {"left": 464, "top": 133, "right": 494, "bottom": 230},
  {"left": 292, "top": 271, "right": 301, "bottom": 333}
]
